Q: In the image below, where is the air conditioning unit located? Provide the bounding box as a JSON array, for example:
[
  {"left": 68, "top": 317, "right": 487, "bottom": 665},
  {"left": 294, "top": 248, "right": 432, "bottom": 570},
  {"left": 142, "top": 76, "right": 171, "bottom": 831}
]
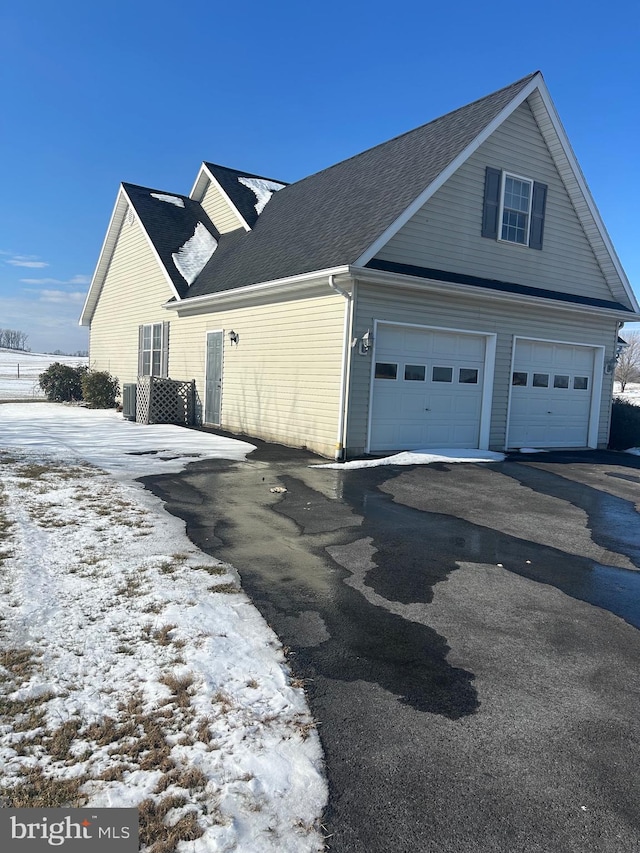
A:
[{"left": 122, "top": 383, "right": 137, "bottom": 421}]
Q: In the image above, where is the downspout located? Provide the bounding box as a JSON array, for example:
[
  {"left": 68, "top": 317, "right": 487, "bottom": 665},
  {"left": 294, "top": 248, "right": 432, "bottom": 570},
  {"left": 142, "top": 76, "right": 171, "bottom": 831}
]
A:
[{"left": 329, "top": 274, "right": 353, "bottom": 461}]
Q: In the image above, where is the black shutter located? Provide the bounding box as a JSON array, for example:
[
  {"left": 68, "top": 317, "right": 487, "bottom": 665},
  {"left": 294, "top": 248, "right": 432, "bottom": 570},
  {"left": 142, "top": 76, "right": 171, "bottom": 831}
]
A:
[
  {"left": 161, "top": 321, "right": 170, "bottom": 378},
  {"left": 137, "top": 325, "right": 144, "bottom": 377},
  {"left": 529, "top": 181, "right": 547, "bottom": 250},
  {"left": 481, "top": 167, "right": 502, "bottom": 239}
]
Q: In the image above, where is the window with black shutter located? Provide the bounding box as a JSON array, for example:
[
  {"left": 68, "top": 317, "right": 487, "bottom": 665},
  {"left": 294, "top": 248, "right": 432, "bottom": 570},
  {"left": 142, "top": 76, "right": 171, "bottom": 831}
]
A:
[{"left": 482, "top": 166, "right": 547, "bottom": 250}]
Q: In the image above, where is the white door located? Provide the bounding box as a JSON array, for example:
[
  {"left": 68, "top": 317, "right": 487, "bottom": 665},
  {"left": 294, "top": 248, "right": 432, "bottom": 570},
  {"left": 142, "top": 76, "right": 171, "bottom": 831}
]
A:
[
  {"left": 369, "top": 325, "right": 486, "bottom": 452},
  {"left": 507, "top": 340, "right": 595, "bottom": 448}
]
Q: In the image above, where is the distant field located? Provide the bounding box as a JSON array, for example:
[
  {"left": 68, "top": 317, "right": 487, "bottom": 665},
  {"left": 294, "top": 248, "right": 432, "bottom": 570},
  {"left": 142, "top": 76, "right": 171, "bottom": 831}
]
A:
[{"left": 0, "top": 349, "right": 88, "bottom": 400}]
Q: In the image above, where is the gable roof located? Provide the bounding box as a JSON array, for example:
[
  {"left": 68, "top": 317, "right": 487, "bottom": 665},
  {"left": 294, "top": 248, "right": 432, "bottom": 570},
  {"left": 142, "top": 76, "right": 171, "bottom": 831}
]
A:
[
  {"left": 80, "top": 183, "right": 220, "bottom": 325},
  {"left": 83, "top": 72, "right": 639, "bottom": 326},
  {"left": 123, "top": 184, "right": 220, "bottom": 297},
  {"left": 187, "top": 73, "right": 540, "bottom": 300}
]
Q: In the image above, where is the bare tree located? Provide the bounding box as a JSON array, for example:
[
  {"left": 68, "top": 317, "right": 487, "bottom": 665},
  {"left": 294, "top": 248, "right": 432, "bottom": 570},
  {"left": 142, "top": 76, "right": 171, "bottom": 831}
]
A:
[
  {"left": 615, "top": 332, "right": 640, "bottom": 392},
  {"left": 0, "top": 329, "right": 29, "bottom": 351}
]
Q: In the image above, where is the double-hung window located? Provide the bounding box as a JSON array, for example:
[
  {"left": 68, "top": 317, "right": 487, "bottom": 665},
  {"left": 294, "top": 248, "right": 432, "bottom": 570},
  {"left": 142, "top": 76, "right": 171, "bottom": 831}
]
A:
[
  {"left": 138, "top": 321, "right": 169, "bottom": 377},
  {"left": 482, "top": 166, "right": 547, "bottom": 250},
  {"left": 500, "top": 174, "right": 532, "bottom": 245}
]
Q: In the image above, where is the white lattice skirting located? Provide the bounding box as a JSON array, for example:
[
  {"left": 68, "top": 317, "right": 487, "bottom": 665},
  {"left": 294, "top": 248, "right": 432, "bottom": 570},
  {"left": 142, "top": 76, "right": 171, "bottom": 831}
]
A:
[{"left": 136, "top": 377, "right": 195, "bottom": 425}]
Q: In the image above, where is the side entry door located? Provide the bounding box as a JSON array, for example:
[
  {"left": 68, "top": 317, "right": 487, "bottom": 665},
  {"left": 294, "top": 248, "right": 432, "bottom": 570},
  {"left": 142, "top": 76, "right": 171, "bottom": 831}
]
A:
[{"left": 205, "top": 331, "right": 223, "bottom": 425}]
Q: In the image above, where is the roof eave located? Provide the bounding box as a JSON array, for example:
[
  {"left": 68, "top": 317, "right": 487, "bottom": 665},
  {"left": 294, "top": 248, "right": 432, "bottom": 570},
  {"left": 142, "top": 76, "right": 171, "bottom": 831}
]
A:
[
  {"left": 354, "top": 265, "right": 638, "bottom": 322},
  {"left": 163, "top": 265, "right": 353, "bottom": 314}
]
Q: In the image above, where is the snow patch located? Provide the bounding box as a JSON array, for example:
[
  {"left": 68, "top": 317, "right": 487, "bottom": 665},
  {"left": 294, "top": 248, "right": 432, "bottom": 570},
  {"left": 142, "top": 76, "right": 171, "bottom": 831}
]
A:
[
  {"left": 517, "top": 447, "right": 548, "bottom": 454},
  {"left": 238, "top": 176, "right": 285, "bottom": 215},
  {"left": 313, "top": 448, "right": 506, "bottom": 469},
  {"left": 150, "top": 192, "right": 185, "bottom": 207},
  {"left": 625, "top": 448, "right": 640, "bottom": 456},
  {"left": 172, "top": 222, "right": 217, "bottom": 285}
]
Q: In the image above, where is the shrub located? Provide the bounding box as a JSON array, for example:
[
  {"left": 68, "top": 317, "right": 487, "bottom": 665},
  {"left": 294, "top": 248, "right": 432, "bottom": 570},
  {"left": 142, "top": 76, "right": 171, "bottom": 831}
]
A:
[
  {"left": 609, "top": 398, "right": 640, "bottom": 450},
  {"left": 81, "top": 371, "right": 119, "bottom": 409},
  {"left": 39, "top": 363, "right": 87, "bottom": 402}
]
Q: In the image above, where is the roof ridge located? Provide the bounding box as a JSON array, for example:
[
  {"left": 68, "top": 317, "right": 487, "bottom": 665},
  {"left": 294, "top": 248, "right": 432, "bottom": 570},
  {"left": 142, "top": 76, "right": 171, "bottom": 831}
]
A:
[
  {"left": 281, "top": 72, "right": 540, "bottom": 190},
  {"left": 202, "top": 163, "right": 289, "bottom": 186},
  {"left": 122, "top": 181, "right": 194, "bottom": 201}
]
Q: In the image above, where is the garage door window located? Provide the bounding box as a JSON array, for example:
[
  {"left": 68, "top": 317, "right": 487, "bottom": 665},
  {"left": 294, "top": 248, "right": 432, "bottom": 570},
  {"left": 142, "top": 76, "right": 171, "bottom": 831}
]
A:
[
  {"left": 433, "top": 366, "right": 453, "bottom": 382},
  {"left": 404, "top": 365, "right": 426, "bottom": 381},
  {"left": 574, "top": 376, "right": 589, "bottom": 390},
  {"left": 553, "top": 375, "right": 569, "bottom": 389},
  {"left": 512, "top": 372, "right": 528, "bottom": 386},
  {"left": 375, "top": 363, "right": 397, "bottom": 380},
  {"left": 459, "top": 368, "right": 479, "bottom": 384},
  {"left": 533, "top": 373, "right": 549, "bottom": 387}
]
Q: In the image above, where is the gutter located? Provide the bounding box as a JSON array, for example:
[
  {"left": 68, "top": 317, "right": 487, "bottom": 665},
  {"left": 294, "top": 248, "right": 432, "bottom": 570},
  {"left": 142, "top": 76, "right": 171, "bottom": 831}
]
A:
[
  {"left": 328, "top": 274, "right": 354, "bottom": 462},
  {"left": 163, "top": 266, "right": 351, "bottom": 314}
]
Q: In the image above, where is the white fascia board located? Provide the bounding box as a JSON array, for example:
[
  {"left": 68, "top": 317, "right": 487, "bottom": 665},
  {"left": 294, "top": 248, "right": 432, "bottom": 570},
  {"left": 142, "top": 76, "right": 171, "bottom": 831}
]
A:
[
  {"left": 189, "top": 163, "right": 251, "bottom": 232},
  {"left": 189, "top": 165, "right": 211, "bottom": 201},
  {"left": 354, "top": 74, "right": 544, "bottom": 267},
  {"left": 79, "top": 187, "right": 129, "bottom": 326},
  {"left": 354, "top": 266, "right": 638, "bottom": 322},
  {"left": 164, "top": 266, "right": 352, "bottom": 314},
  {"left": 529, "top": 84, "right": 640, "bottom": 313},
  {"left": 120, "top": 186, "right": 183, "bottom": 303}
]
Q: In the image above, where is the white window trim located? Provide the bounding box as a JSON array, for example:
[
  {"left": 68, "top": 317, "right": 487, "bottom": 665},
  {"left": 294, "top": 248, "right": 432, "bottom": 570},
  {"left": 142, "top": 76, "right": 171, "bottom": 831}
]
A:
[
  {"left": 498, "top": 171, "right": 533, "bottom": 247},
  {"left": 140, "top": 322, "right": 165, "bottom": 377}
]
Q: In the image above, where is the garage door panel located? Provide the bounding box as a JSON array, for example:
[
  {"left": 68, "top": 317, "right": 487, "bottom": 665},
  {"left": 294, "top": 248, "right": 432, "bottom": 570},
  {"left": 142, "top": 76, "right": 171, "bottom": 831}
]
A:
[
  {"left": 508, "top": 340, "right": 595, "bottom": 448},
  {"left": 370, "top": 326, "right": 486, "bottom": 452}
]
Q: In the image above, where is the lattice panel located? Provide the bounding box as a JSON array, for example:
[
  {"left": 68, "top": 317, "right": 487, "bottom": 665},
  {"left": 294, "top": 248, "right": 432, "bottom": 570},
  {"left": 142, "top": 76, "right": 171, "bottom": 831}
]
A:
[{"left": 136, "top": 377, "right": 195, "bottom": 425}]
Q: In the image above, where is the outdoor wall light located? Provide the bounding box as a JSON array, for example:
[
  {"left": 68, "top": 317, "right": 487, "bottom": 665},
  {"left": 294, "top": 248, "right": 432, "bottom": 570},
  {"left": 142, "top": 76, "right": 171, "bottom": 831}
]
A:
[
  {"left": 228, "top": 330, "right": 239, "bottom": 346},
  {"left": 358, "top": 329, "right": 373, "bottom": 355}
]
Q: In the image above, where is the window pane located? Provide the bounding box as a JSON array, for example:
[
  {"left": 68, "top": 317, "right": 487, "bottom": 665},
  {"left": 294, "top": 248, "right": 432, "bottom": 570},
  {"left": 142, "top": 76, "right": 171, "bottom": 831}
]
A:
[
  {"left": 142, "top": 326, "right": 151, "bottom": 348},
  {"left": 152, "top": 323, "right": 162, "bottom": 349},
  {"left": 553, "top": 374, "right": 569, "bottom": 389},
  {"left": 152, "top": 351, "right": 161, "bottom": 376},
  {"left": 459, "top": 368, "right": 478, "bottom": 384},
  {"left": 501, "top": 210, "right": 527, "bottom": 244},
  {"left": 404, "top": 364, "right": 425, "bottom": 381},
  {"left": 504, "top": 177, "right": 530, "bottom": 212},
  {"left": 142, "top": 352, "right": 151, "bottom": 376},
  {"left": 432, "top": 366, "right": 453, "bottom": 383},
  {"left": 512, "top": 372, "right": 528, "bottom": 386},
  {"left": 574, "top": 376, "right": 589, "bottom": 390},
  {"left": 375, "top": 362, "right": 397, "bottom": 380},
  {"left": 533, "top": 373, "right": 549, "bottom": 387}
]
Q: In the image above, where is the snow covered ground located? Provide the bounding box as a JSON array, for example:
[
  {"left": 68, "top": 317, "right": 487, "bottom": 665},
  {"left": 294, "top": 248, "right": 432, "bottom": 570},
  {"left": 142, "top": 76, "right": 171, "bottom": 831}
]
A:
[
  {"left": 0, "top": 349, "right": 88, "bottom": 400},
  {"left": 0, "top": 404, "right": 327, "bottom": 852},
  {"left": 614, "top": 381, "right": 640, "bottom": 405}
]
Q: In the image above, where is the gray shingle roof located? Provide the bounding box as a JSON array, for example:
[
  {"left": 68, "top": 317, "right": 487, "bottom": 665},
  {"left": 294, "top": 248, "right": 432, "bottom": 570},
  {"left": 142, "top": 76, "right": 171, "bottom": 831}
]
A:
[
  {"left": 186, "top": 73, "right": 538, "bottom": 299},
  {"left": 203, "top": 164, "right": 288, "bottom": 230},
  {"left": 122, "top": 183, "right": 220, "bottom": 298}
]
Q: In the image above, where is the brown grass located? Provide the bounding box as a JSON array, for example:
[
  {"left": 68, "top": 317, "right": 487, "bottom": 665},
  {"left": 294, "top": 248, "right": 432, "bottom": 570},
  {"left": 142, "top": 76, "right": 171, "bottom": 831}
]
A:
[
  {"left": 0, "top": 766, "right": 87, "bottom": 808},
  {"left": 138, "top": 796, "right": 204, "bottom": 853}
]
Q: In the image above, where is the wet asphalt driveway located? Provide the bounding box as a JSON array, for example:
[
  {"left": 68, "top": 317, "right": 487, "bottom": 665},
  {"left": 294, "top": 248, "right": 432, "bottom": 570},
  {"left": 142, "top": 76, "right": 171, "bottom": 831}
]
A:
[{"left": 143, "top": 443, "right": 640, "bottom": 853}]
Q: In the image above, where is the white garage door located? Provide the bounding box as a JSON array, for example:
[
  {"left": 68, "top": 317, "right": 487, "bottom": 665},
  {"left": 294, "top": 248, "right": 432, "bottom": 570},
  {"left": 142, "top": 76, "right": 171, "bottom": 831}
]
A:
[
  {"left": 370, "top": 325, "right": 486, "bottom": 452},
  {"left": 507, "top": 340, "right": 595, "bottom": 448}
]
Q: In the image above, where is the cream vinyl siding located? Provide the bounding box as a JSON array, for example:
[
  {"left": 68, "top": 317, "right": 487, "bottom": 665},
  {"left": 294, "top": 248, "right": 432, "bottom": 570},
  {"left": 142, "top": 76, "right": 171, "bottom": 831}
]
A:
[
  {"left": 375, "top": 100, "right": 615, "bottom": 304},
  {"left": 199, "top": 179, "right": 246, "bottom": 234},
  {"left": 348, "top": 282, "right": 617, "bottom": 453},
  {"left": 89, "top": 217, "right": 175, "bottom": 384},
  {"left": 169, "top": 293, "right": 346, "bottom": 457}
]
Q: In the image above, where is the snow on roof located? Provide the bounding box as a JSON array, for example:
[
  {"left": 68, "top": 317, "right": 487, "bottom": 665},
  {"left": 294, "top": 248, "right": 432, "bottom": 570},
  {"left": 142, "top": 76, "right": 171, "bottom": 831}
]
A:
[
  {"left": 150, "top": 192, "right": 185, "bottom": 208},
  {"left": 172, "top": 222, "right": 218, "bottom": 285},
  {"left": 238, "top": 176, "right": 286, "bottom": 215}
]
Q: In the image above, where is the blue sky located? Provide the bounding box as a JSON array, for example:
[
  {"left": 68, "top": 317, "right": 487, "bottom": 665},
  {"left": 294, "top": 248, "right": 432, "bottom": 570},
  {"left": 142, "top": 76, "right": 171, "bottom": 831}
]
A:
[{"left": 1, "top": 0, "right": 639, "bottom": 353}]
